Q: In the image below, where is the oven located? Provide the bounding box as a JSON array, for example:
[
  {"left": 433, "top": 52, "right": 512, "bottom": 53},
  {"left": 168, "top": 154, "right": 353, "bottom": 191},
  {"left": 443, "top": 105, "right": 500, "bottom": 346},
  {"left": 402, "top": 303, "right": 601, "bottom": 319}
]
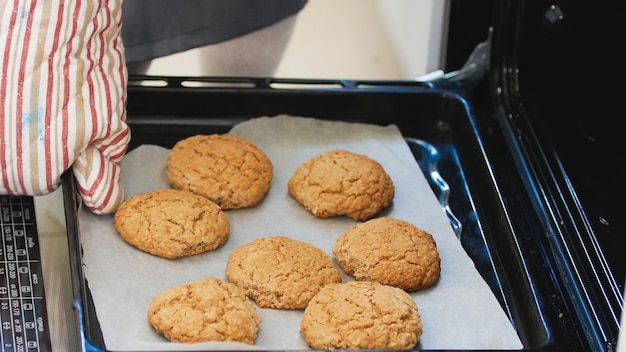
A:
[{"left": 58, "top": 0, "right": 623, "bottom": 351}]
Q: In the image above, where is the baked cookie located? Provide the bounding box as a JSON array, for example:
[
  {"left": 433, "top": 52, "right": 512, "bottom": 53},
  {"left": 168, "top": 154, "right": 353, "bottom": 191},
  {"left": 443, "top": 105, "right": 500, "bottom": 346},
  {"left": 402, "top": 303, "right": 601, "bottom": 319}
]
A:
[
  {"left": 300, "top": 281, "right": 423, "bottom": 350},
  {"left": 333, "top": 217, "right": 440, "bottom": 291},
  {"left": 167, "top": 134, "right": 273, "bottom": 209},
  {"left": 114, "top": 189, "right": 230, "bottom": 259},
  {"left": 147, "top": 277, "right": 261, "bottom": 344},
  {"left": 226, "top": 236, "right": 342, "bottom": 309},
  {"left": 287, "top": 149, "right": 394, "bottom": 221}
]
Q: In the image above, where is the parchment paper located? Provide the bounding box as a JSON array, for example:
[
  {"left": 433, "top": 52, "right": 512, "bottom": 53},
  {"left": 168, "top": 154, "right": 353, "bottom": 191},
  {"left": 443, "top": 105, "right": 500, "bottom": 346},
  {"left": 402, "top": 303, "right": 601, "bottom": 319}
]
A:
[{"left": 78, "top": 115, "right": 523, "bottom": 351}]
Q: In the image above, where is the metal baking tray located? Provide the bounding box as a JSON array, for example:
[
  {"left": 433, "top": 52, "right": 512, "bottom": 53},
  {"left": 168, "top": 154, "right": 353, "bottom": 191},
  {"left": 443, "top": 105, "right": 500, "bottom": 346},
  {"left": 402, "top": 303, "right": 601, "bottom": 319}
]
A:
[{"left": 62, "top": 76, "right": 570, "bottom": 351}]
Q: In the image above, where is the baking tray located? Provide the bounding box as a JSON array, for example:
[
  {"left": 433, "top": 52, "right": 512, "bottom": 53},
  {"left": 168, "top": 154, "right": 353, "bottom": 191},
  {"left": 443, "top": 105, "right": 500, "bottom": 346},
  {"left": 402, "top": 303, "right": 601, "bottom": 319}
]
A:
[{"left": 62, "top": 76, "right": 562, "bottom": 351}]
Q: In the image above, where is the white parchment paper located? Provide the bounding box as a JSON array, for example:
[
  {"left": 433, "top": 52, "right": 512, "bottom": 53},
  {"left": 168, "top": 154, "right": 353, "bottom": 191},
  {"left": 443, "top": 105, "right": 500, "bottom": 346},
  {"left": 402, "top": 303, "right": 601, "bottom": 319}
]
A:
[{"left": 77, "top": 115, "right": 523, "bottom": 351}]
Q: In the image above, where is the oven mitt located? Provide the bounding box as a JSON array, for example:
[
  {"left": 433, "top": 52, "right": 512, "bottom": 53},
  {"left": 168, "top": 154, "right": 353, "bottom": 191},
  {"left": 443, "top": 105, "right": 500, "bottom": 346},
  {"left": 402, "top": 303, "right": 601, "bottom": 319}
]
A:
[{"left": 0, "top": 0, "right": 130, "bottom": 214}]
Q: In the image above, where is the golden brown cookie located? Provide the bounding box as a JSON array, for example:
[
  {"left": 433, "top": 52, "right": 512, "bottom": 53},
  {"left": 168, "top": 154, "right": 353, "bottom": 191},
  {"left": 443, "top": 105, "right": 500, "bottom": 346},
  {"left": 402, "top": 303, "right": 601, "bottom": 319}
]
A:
[
  {"left": 225, "top": 236, "right": 342, "bottom": 309},
  {"left": 147, "top": 277, "right": 261, "bottom": 344},
  {"left": 287, "top": 149, "right": 394, "bottom": 221},
  {"left": 300, "top": 281, "right": 423, "bottom": 350},
  {"left": 166, "top": 134, "right": 273, "bottom": 209},
  {"left": 333, "top": 217, "right": 440, "bottom": 291},
  {"left": 114, "top": 189, "right": 230, "bottom": 259}
]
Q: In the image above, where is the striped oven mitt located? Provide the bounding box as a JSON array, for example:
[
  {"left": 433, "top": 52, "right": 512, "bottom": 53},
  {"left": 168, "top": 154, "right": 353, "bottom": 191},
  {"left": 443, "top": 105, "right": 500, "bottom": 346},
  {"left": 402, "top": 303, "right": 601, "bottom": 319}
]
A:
[{"left": 0, "top": 0, "right": 130, "bottom": 214}]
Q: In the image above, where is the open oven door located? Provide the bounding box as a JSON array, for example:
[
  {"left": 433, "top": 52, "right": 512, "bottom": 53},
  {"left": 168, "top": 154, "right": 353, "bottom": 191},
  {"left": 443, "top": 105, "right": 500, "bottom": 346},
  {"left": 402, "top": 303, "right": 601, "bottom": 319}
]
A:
[{"left": 444, "top": 0, "right": 624, "bottom": 351}]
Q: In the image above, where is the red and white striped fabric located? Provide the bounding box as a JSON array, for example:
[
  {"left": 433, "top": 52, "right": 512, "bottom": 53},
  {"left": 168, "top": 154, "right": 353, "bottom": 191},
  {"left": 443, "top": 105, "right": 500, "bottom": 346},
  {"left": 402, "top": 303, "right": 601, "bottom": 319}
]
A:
[{"left": 0, "top": 0, "right": 130, "bottom": 214}]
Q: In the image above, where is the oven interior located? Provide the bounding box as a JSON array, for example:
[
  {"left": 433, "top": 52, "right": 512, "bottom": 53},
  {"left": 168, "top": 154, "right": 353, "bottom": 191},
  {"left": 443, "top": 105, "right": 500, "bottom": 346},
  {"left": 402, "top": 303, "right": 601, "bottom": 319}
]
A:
[
  {"left": 445, "top": 1, "right": 624, "bottom": 350},
  {"left": 61, "top": 0, "right": 624, "bottom": 350}
]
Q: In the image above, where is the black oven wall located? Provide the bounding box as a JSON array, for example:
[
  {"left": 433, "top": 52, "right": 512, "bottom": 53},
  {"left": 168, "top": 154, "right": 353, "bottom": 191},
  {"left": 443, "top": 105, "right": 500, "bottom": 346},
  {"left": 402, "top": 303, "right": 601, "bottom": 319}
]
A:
[{"left": 446, "top": 0, "right": 624, "bottom": 351}]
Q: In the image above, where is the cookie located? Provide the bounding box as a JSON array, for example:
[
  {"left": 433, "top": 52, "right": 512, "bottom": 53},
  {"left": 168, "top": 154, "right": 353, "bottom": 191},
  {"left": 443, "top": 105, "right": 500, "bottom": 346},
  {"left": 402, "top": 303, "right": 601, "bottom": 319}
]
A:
[
  {"left": 114, "top": 189, "right": 230, "bottom": 259},
  {"left": 225, "top": 236, "right": 342, "bottom": 309},
  {"left": 166, "top": 134, "right": 273, "bottom": 209},
  {"left": 300, "top": 281, "right": 423, "bottom": 350},
  {"left": 333, "top": 217, "right": 440, "bottom": 291},
  {"left": 147, "top": 277, "right": 261, "bottom": 344},
  {"left": 287, "top": 149, "right": 394, "bottom": 221}
]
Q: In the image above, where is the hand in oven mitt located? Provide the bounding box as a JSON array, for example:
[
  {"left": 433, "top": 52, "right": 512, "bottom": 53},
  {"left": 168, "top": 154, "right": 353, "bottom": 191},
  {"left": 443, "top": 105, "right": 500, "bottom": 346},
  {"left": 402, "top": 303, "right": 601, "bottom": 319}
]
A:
[{"left": 0, "top": 0, "right": 130, "bottom": 214}]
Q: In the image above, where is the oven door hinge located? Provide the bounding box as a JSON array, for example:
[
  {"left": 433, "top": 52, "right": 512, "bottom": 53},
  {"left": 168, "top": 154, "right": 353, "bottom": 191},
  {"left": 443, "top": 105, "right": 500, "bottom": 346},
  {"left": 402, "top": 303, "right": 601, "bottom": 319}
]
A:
[{"left": 419, "top": 28, "right": 492, "bottom": 93}]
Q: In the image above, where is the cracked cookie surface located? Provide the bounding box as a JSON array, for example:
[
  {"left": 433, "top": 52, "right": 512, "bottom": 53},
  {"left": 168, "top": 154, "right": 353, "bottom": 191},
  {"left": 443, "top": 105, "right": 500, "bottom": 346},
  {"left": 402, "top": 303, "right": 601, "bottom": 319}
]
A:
[
  {"left": 147, "top": 277, "right": 261, "bottom": 344},
  {"left": 114, "top": 189, "right": 230, "bottom": 259},
  {"left": 287, "top": 149, "right": 394, "bottom": 221},
  {"left": 226, "top": 236, "right": 342, "bottom": 309},
  {"left": 167, "top": 134, "right": 273, "bottom": 209},
  {"left": 333, "top": 217, "right": 441, "bottom": 291},
  {"left": 300, "top": 281, "right": 423, "bottom": 350}
]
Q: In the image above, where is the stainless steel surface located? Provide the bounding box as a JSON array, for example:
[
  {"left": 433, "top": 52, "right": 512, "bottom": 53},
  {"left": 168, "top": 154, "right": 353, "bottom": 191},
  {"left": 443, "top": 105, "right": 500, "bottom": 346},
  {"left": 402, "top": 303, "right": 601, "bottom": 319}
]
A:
[{"left": 35, "top": 190, "right": 79, "bottom": 352}]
